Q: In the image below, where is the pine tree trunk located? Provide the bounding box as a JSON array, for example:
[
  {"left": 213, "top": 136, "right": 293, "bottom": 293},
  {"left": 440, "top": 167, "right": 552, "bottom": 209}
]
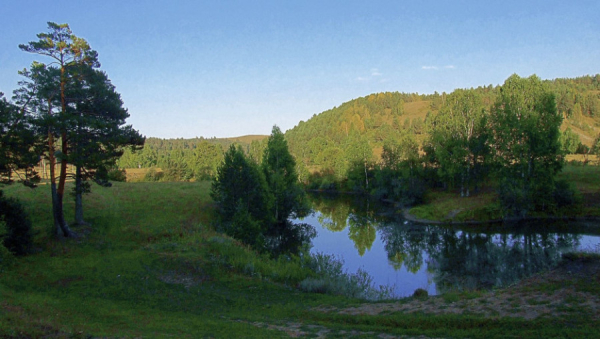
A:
[
  {"left": 55, "top": 132, "right": 76, "bottom": 238},
  {"left": 74, "top": 165, "right": 85, "bottom": 225}
]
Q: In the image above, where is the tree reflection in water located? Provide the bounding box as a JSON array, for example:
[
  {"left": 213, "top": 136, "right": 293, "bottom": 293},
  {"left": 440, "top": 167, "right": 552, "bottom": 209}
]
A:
[{"left": 307, "top": 193, "right": 591, "bottom": 294}]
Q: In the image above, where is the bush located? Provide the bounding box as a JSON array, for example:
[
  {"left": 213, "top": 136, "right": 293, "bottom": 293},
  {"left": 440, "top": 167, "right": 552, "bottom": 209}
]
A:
[
  {"left": 496, "top": 178, "right": 532, "bottom": 218},
  {"left": 0, "top": 241, "right": 15, "bottom": 271},
  {"left": 413, "top": 288, "right": 429, "bottom": 298},
  {"left": 107, "top": 167, "right": 127, "bottom": 182},
  {"left": 553, "top": 178, "right": 582, "bottom": 209},
  {"left": 0, "top": 191, "right": 33, "bottom": 256},
  {"left": 144, "top": 167, "right": 164, "bottom": 182},
  {"left": 220, "top": 201, "right": 266, "bottom": 251}
]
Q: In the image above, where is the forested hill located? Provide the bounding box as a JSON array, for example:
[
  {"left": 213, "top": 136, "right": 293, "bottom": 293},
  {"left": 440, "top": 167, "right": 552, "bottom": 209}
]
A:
[{"left": 285, "top": 74, "right": 600, "bottom": 171}]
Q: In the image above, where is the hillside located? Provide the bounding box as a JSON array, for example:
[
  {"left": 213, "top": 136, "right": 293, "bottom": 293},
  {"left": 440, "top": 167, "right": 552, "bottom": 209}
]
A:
[{"left": 285, "top": 75, "right": 600, "bottom": 174}]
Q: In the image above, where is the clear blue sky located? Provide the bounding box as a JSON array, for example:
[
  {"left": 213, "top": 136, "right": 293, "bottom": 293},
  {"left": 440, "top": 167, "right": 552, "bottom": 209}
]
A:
[{"left": 1, "top": 0, "right": 599, "bottom": 138}]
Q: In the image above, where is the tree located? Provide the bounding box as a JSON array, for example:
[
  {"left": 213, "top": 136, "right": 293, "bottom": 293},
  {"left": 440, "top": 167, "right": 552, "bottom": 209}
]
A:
[
  {"left": 0, "top": 93, "right": 39, "bottom": 185},
  {"left": 211, "top": 145, "right": 272, "bottom": 249},
  {"left": 489, "top": 74, "right": 563, "bottom": 217},
  {"left": 18, "top": 22, "right": 142, "bottom": 235},
  {"left": 68, "top": 67, "right": 144, "bottom": 225},
  {"left": 559, "top": 127, "right": 580, "bottom": 155},
  {"left": 18, "top": 22, "right": 98, "bottom": 237},
  {"left": 345, "top": 131, "right": 374, "bottom": 191},
  {"left": 427, "top": 88, "right": 489, "bottom": 196},
  {"left": 262, "top": 126, "right": 307, "bottom": 225},
  {"left": 261, "top": 126, "right": 312, "bottom": 254}
]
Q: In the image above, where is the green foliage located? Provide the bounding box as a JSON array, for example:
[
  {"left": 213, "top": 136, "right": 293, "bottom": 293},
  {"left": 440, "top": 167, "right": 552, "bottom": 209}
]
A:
[
  {"left": 107, "top": 167, "right": 127, "bottom": 182},
  {"left": 560, "top": 128, "right": 581, "bottom": 154},
  {"left": 0, "top": 191, "right": 33, "bottom": 256},
  {"left": 16, "top": 22, "right": 143, "bottom": 234},
  {"left": 592, "top": 134, "right": 600, "bottom": 158},
  {"left": 426, "top": 88, "right": 490, "bottom": 197},
  {"left": 118, "top": 137, "right": 253, "bottom": 181},
  {"left": 262, "top": 126, "right": 307, "bottom": 223},
  {"left": 212, "top": 144, "right": 272, "bottom": 250},
  {"left": 490, "top": 74, "right": 564, "bottom": 217},
  {"left": 552, "top": 178, "right": 581, "bottom": 210},
  {"left": 0, "top": 239, "right": 15, "bottom": 272},
  {"left": 143, "top": 167, "right": 164, "bottom": 182},
  {"left": 0, "top": 93, "right": 40, "bottom": 186}
]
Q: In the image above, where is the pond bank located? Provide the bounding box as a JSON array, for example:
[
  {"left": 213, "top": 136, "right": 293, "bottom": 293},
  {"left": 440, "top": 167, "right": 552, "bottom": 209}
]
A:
[{"left": 403, "top": 207, "right": 600, "bottom": 226}]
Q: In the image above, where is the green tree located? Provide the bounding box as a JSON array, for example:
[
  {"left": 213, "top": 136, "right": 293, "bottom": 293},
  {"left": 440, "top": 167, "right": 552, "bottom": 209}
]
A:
[
  {"left": 0, "top": 93, "right": 39, "bottom": 185},
  {"left": 211, "top": 145, "right": 272, "bottom": 249},
  {"left": 345, "top": 131, "right": 374, "bottom": 191},
  {"left": 427, "top": 88, "right": 489, "bottom": 196},
  {"left": 19, "top": 22, "right": 99, "bottom": 237},
  {"left": 559, "top": 127, "right": 580, "bottom": 155},
  {"left": 68, "top": 67, "right": 144, "bottom": 225},
  {"left": 262, "top": 126, "right": 308, "bottom": 226},
  {"left": 489, "top": 74, "right": 563, "bottom": 217},
  {"left": 19, "top": 22, "right": 143, "bottom": 232}
]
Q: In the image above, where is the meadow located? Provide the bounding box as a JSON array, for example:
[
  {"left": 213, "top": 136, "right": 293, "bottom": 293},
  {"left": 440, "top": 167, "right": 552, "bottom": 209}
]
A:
[{"left": 1, "top": 175, "right": 599, "bottom": 338}]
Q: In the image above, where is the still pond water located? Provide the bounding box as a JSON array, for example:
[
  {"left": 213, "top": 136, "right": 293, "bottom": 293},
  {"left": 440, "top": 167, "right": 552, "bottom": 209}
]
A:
[{"left": 297, "top": 193, "right": 600, "bottom": 298}]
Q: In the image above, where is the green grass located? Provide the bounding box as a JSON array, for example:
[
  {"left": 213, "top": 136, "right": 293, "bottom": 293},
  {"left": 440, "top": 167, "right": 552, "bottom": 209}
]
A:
[
  {"left": 1, "top": 181, "right": 599, "bottom": 338},
  {"left": 409, "top": 190, "right": 502, "bottom": 222},
  {"left": 559, "top": 163, "right": 600, "bottom": 192}
]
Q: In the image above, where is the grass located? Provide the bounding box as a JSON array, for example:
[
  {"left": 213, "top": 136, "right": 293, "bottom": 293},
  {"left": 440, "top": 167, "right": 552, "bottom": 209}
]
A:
[
  {"left": 1, "top": 180, "right": 599, "bottom": 338},
  {"left": 409, "top": 190, "right": 502, "bottom": 222}
]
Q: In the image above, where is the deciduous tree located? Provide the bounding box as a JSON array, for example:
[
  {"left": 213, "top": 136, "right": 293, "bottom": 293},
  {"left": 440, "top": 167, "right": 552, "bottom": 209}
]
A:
[{"left": 489, "top": 74, "right": 563, "bottom": 217}]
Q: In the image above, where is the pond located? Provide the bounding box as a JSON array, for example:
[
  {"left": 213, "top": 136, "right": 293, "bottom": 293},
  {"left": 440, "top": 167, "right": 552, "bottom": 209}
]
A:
[{"left": 297, "top": 193, "right": 600, "bottom": 298}]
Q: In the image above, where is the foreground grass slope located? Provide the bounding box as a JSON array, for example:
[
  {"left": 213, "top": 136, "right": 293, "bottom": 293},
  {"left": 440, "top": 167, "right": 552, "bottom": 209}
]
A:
[{"left": 1, "top": 181, "right": 599, "bottom": 338}]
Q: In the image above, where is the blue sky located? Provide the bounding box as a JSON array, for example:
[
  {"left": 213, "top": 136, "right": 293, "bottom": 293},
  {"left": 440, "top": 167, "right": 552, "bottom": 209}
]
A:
[{"left": 1, "top": 1, "right": 599, "bottom": 138}]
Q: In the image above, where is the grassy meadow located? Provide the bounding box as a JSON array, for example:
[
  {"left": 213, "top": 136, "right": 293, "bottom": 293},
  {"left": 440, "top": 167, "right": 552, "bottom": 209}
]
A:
[{"left": 1, "top": 176, "right": 600, "bottom": 337}]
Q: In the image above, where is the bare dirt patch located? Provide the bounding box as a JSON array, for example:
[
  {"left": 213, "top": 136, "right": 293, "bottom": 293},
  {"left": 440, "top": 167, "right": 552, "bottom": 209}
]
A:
[{"left": 316, "top": 259, "right": 600, "bottom": 320}]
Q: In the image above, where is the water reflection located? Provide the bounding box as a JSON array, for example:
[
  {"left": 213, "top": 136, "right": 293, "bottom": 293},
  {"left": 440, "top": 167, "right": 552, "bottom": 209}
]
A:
[{"left": 303, "top": 193, "right": 600, "bottom": 296}]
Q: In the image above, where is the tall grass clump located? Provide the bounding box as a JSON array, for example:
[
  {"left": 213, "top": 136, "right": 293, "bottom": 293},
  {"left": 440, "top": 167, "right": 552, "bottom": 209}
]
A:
[
  {"left": 298, "top": 252, "right": 395, "bottom": 301},
  {"left": 204, "top": 235, "right": 313, "bottom": 284}
]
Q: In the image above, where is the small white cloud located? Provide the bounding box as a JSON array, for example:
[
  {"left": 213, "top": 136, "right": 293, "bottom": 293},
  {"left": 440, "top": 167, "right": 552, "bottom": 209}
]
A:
[
  {"left": 422, "top": 66, "right": 438, "bottom": 70},
  {"left": 356, "top": 76, "right": 368, "bottom": 81},
  {"left": 371, "top": 68, "right": 382, "bottom": 76},
  {"left": 444, "top": 65, "right": 456, "bottom": 69}
]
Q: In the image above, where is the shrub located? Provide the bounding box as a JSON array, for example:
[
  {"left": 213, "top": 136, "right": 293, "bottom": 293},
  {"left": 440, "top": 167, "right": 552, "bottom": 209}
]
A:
[
  {"left": 107, "top": 167, "right": 127, "bottom": 182},
  {"left": 553, "top": 178, "right": 582, "bottom": 209},
  {"left": 0, "top": 241, "right": 15, "bottom": 271},
  {"left": 144, "top": 167, "right": 164, "bottom": 182},
  {"left": 0, "top": 191, "right": 33, "bottom": 256},
  {"left": 413, "top": 288, "right": 429, "bottom": 298}
]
